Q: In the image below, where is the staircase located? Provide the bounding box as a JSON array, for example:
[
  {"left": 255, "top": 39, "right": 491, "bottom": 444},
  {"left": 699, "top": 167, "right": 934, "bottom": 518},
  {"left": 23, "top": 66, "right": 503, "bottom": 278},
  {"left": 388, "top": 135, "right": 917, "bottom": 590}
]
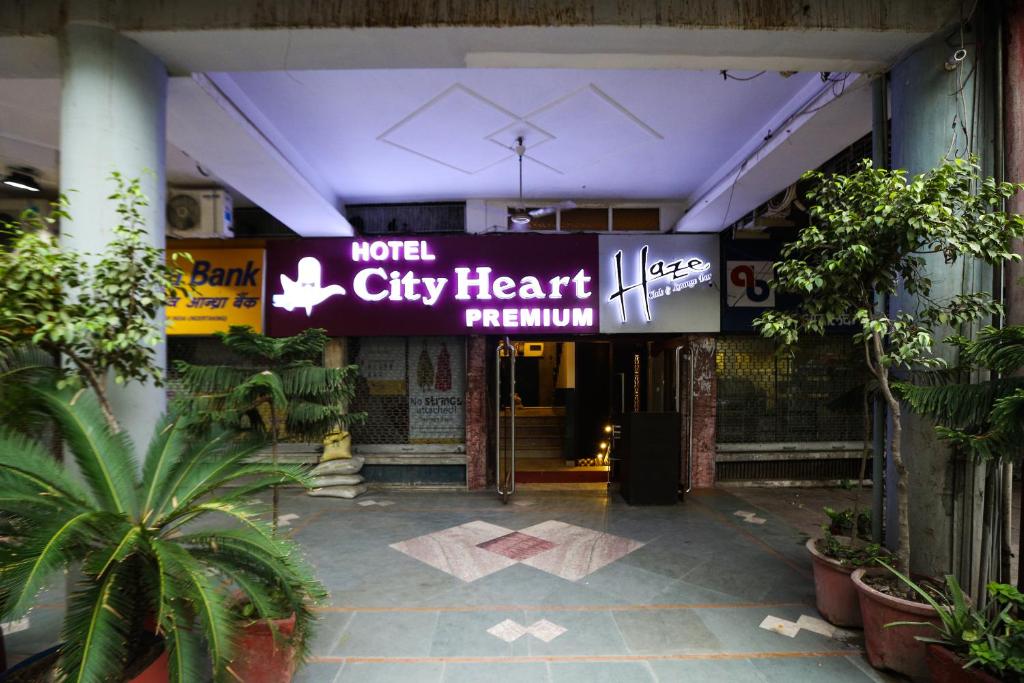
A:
[{"left": 514, "top": 414, "right": 565, "bottom": 459}]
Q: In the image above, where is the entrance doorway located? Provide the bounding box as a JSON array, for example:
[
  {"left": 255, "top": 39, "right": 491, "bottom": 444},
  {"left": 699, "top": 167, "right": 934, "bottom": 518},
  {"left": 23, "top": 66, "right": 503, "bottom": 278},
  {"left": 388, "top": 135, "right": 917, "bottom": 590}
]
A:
[
  {"left": 490, "top": 336, "right": 695, "bottom": 497},
  {"left": 492, "top": 339, "right": 613, "bottom": 485}
]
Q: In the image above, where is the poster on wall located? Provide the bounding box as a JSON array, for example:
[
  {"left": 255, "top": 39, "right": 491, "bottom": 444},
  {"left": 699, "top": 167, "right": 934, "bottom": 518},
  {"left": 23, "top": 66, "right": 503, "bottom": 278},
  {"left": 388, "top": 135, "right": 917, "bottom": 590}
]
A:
[
  {"left": 167, "top": 249, "right": 264, "bottom": 335},
  {"left": 407, "top": 337, "right": 465, "bottom": 444}
]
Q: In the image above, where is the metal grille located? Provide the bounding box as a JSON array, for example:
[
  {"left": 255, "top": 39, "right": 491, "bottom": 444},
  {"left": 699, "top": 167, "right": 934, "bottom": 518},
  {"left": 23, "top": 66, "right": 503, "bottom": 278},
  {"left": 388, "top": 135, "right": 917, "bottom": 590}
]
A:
[
  {"left": 165, "top": 336, "right": 261, "bottom": 400},
  {"left": 346, "top": 203, "right": 466, "bottom": 234},
  {"left": 716, "top": 336, "right": 866, "bottom": 444},
  {"left": 349, "top": 336, "right": 466, "bottom": 445},
  {"left": 716, "top": 458, "right": 864, "bottom": 482}
]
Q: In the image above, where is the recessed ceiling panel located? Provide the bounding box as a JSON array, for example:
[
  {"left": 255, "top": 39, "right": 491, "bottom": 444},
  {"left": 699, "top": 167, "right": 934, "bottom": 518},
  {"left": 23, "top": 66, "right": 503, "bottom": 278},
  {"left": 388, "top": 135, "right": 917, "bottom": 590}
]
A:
[
  {"left": 379, "top": 84, "right": 519, "bottom": 174},
  {"left": 526, "top": 85, "right": 662, "bottom": 171}
]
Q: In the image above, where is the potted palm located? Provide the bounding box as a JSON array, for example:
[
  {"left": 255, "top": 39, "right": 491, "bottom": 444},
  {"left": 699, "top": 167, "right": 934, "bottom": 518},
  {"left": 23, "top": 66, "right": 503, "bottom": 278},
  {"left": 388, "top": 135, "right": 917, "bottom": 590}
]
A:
[{"left": 0, "top": 387, "right": 326, "bottom": 682}]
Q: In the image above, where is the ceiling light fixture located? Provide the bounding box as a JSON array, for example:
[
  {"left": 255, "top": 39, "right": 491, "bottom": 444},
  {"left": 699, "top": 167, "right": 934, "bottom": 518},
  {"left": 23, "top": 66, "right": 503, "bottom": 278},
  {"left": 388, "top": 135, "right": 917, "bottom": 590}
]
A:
[
  {"left": 3, "top": 167, "right": 41, "bottom": 193},
  {"left": 509, "top": 137, "right": 531, "bottom": 227}
]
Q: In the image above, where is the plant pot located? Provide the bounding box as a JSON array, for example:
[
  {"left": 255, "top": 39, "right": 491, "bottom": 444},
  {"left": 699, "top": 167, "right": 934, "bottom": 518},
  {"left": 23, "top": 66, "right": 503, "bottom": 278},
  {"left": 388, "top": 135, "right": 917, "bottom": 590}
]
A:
[
  {"left": 925, "top": 644, "right": 1002, "bottom": 683},
  {"left": 806, "top": 537, "right": 862, "bottom": 627},
  {"left": 229, "top": 613, "right": 298, "bottom": 683},
  {"left": 127, "top": 648, "right": 169, "bottom": 683},
  {"left": 852, "top": 567, "right": 941, "bottom": 681}
]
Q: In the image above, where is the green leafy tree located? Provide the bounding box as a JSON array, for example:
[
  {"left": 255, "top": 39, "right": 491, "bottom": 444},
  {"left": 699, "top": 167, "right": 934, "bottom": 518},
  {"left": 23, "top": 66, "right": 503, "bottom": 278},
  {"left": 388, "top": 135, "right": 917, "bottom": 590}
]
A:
[
  {"left": 172, "top": 325, "right": 363, "bottom": 526},
  {"left": 0, "top": 387, "right": 326, "bottom": 683},
  {"left": 755, "top": 158, "right": 1024, "bottom": 574},
  {"left": 897, "top": 325, "right": 1024, "bottom": 460},
  {"left": 0, "top": 173, "right": 189, "bottom": 433}
]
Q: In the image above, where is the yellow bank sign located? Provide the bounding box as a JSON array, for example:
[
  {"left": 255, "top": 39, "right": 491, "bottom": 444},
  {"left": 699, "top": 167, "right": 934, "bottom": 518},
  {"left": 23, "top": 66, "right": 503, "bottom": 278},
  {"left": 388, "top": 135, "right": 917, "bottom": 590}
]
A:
[{"left": 167, "top": 249, "right": 265, "bottom": 335}]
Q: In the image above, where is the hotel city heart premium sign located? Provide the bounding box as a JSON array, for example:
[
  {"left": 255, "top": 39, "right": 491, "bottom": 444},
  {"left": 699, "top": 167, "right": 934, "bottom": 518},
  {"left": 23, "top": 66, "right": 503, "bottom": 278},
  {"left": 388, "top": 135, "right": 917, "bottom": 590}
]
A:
[
  {"left": 265, "top": 234, "right": 720, "bottom": 337},
  {"left": 266, "top": 235, "right": 599, "bottom": 337}
]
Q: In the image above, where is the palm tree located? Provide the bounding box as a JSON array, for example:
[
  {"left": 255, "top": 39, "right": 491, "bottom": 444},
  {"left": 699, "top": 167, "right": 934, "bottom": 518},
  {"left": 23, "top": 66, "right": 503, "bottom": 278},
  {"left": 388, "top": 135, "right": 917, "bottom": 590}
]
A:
[
  {"left": 897, "top": 325, "right": 1024, "bottom": 460},
  {"left": 0, "top": 387, "right": 326, "bottom": 683},
  {"left": 172, "top": 325, "right": 362, "bottom": 526}
]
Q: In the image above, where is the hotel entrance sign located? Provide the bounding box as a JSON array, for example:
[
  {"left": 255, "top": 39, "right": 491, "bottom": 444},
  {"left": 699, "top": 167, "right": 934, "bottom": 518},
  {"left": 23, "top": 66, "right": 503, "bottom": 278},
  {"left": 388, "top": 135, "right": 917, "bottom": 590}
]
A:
[
  {"left": 266, "top": 236, "right": 599, "bottom": 337},
  {"left": 266, "top": 234, "right": 720, "bottom": 336}
]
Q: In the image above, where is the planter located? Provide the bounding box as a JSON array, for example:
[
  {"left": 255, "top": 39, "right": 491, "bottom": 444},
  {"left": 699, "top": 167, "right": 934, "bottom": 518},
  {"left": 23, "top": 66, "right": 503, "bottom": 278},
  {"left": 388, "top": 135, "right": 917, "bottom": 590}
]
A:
[
  {"left": 0, "top": 641, "right": 166, "bottom": 683},
  {"left": 229, "top": 613, "right": 298, "bottom": 683},
  {"left": 852, "top": 567, "right": 941, "bottom": 681},
  {"left": 806, "top": 537, "right": 862, "bottom": 627},
  {"left": 925, "top": 644, "right": 1002, "bottom": 683},
  {"left": 127, "top": 649, "right": 168, "bottom": 683}
]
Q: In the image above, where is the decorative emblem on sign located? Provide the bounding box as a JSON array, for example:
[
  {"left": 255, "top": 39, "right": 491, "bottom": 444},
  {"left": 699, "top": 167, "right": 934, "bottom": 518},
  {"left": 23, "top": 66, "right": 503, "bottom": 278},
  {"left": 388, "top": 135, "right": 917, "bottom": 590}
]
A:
[{"left": 273, "top": 257, "right": 347, "bottom": 316}]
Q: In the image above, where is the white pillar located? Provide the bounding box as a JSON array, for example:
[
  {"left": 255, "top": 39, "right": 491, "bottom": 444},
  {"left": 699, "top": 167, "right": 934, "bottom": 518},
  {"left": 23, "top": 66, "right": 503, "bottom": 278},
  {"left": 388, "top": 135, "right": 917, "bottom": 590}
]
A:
[{"left": 59, "top": 23, "right": 168, "bottom": 449}]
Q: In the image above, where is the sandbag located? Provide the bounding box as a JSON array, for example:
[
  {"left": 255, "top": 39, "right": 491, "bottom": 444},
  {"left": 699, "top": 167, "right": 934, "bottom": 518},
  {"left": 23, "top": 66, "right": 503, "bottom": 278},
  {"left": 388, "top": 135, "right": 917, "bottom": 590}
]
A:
[{"left": 308, "top": 484, "right": 368, "bottom": 499}]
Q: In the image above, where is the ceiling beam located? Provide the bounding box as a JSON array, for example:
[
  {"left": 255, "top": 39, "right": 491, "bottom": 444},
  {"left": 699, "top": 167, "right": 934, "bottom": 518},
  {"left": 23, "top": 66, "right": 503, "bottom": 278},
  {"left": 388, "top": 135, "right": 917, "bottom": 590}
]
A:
[
  {"left": 674, "top": 74, "right": 874, "bottom": 232},
  {"left": 167, "top": 74, "right": 353, "bottom": 237}
]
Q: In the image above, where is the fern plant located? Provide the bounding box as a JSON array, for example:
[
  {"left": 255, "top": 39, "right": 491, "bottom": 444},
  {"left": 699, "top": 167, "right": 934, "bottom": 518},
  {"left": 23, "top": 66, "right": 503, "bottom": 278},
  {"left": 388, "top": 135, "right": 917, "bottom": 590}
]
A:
[
  {"left": 172, "top": 325, "right": 363, "bottom": 526},
  {"left": 897, "top": 325, "right": 1024, "bottom": 460},
  {"left": 0, "top": 387, "right": 326, "bottom": 683}
]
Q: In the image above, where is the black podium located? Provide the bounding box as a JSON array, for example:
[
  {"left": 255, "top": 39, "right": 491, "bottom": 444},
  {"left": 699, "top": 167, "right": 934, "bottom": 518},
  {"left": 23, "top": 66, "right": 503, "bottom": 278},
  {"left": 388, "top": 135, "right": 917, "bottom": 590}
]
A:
[{"left": 618, "top": 412, "right": 681, "bottom": 505}]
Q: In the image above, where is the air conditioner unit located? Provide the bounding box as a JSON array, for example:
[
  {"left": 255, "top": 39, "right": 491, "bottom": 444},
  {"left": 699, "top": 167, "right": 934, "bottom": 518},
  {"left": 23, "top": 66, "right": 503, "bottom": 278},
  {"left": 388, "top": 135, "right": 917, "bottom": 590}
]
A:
[
  {"left": 166, "top": 188, "right": 234, "bottom": 239},
  {"left": 0, "top": 198, "right": 50, "bottom": 227}
]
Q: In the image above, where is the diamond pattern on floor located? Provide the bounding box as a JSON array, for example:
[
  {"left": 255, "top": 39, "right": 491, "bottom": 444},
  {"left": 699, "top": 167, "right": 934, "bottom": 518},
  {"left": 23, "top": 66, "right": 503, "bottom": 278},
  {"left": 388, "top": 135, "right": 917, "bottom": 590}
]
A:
[
  {"left": 486, "top": 618, "right": 567, "bottom": 643},
  {"left": 390, "top": 520, "right": 644, "bottom": 582}
]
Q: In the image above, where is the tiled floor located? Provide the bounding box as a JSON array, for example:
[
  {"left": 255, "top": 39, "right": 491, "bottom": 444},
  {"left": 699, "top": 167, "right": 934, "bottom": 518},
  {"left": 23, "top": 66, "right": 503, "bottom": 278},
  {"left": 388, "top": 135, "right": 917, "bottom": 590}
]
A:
[{"left": 9, "top": 487, "right": 900, "bottom": 682}]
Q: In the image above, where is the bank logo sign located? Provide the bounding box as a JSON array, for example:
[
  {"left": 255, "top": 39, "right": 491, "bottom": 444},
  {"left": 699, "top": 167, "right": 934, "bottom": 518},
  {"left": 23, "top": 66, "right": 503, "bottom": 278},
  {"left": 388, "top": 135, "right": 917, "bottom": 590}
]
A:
[
  {"left": 726, "top": 261, "right": 775, "bottom": 308},
  {"left": 167, "top": 248, "right": 264, "bottom": 335},
  {"left": 266, "top": 235, "right": 720, "bottom": 337}
]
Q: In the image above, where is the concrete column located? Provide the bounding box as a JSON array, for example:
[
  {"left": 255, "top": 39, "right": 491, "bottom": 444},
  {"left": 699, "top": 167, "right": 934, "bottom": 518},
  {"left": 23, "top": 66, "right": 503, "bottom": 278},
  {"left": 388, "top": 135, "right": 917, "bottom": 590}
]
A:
[
  {"left": 59, "top": 23, "right": 168, "bottom": 449},
  {"left": 465, "top": 336, "right": 488, "bottom": 490},
  {"left": 689, "top": 336, "right": 717, "bottom": 489},
  {"left": 1006, "top": 3, "right": 1024, "bottom": 326},
  {"left": 888, "top": 24, "right": 993, "bottom": 576}
]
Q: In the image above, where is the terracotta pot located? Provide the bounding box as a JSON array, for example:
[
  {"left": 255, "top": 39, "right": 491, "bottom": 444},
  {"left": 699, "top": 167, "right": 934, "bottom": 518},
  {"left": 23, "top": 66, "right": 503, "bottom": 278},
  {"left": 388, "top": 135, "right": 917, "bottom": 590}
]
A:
[
  {"left": 127, "top": 648, "right": 169, "bottom": 683},
  {"left": 229, "top": 613, "right": 298, "bottom": 683},
  {"left": 806, "top": 537, "right": 862, "bottom": 627},
  {"left": 926, "top": 644, "right": 1002, "bottom": 683},
  {"left": 852, "top": 567, "right": 941, "bottom": 681}
]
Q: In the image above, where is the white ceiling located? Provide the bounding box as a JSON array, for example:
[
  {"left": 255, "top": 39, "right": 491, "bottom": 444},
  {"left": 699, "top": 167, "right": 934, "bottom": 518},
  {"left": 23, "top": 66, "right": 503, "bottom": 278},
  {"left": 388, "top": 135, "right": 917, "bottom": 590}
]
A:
[
  {"left": 0, "top": 66, "right": 871, "bottom": 233},
  {"left": 221, "top": 68, "right": 822, "bottom": 204}
]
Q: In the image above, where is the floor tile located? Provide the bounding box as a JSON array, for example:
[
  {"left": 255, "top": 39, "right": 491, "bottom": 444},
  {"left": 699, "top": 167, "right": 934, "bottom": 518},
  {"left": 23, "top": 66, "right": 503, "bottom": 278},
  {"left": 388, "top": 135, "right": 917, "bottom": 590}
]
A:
[
  {"left": 519, "top": 520, "right": 645, "bottom": 581},
  {"left": 649, "top": 658, "right": 765, "bottom": 682},
  {"left": 331, "top": 611, "right": 439, "bottom": 657},
  {"left": 334, "top": 662, "right": 444, "bottom": 682},
  {"left": 549, "top": 661, "right": 657, "bottom": 682},
  {"left": 293, "top": 662, "right": 343, "bottom": 683},
  {"left": 523, "top": 610, "right": 629, "bottom": 656},
  {"left": 753, "top": 654, "right": 880, "bottom": 681},
  {"left": 612, "top": 609, "right": 721, "bottom": 654},
  {"left": 443, "top": 662, "right": 550, "bottom": 682}
]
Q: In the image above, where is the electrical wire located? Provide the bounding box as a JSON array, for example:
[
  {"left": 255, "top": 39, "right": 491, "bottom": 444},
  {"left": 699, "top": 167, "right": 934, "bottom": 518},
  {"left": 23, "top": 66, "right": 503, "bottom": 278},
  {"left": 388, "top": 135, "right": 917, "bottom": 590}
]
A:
[{"left": 720, "top": 70, "right": 766, "bottom": 81}]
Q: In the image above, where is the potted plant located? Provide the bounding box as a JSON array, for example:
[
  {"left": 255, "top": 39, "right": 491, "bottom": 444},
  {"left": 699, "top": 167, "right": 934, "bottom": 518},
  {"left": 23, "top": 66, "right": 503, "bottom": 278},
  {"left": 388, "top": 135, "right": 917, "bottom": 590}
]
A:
[
  {"left": 0, "top": 387, "right": 326, "bottom": 682},
  {"left": 755, "top": 157, "right": 1024, "bottom": 676},
  {"left": 884, "top": 565, "right": 1020, "bottom": 683},
  {"left": 172, "top": 325, "right": 364, "bottom": 526},
  {"left": 806, "top": 507, "right": 886, "bottom": 627}
]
